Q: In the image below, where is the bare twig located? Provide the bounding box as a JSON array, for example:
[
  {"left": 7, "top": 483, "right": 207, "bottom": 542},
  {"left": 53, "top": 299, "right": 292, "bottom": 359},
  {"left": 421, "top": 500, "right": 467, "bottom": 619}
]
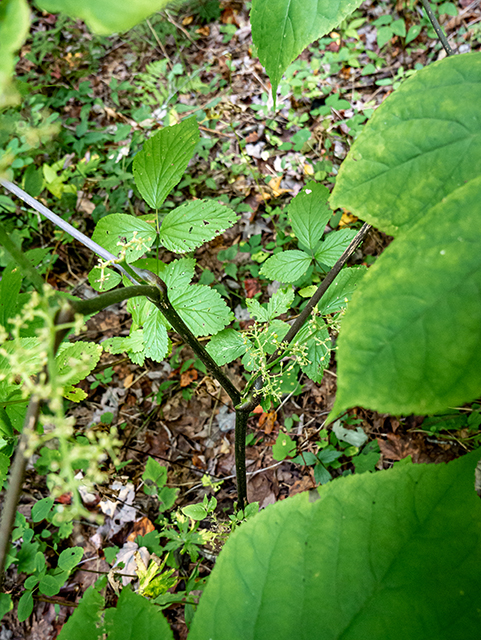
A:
[{"left": 420, "top": 0, "right": 455, "bottom": 55}]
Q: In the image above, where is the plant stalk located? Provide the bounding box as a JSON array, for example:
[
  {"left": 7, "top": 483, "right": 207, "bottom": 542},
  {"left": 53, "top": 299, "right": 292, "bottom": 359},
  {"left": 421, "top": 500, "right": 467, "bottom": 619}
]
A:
[
  {"left": 420, "top": 0, "right": 454, "bottom": 56},
  {"left": 234, "top": 409, "right": 249, "bottom": 508}
]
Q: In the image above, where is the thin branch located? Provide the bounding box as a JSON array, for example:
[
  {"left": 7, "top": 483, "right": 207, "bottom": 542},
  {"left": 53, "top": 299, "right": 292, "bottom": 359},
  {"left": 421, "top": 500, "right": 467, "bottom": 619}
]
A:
[{"left": 420, "top": 0, "right": 454, "bottom": 56}]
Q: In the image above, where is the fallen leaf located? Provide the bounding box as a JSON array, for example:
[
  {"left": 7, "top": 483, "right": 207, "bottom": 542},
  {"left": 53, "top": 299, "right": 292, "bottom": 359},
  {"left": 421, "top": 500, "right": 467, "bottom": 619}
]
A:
[
  {"left": 268, "top": 175, "right": 291, "bottom": 198},
  {"left": 127, "top": 517, "right": 155, "bottom": 542},
  {"left": 245, "top": 131, "right": 260, "bottom": 143},
  {"left": 258, "top": 410, "right": 277, "bottom": 435},
  {"left": 182, "top": 15, "right": 194, "bottom": 25},
  {"left": 303, "top": 163, "right": 314, "bottom": 176},
  {"left": 244, "top": 278, "right": 261, "bottom": 298},
  {"left": 123, "top": 373, "right": 134, "bottom": 389},
  {"left": 196, "top": 25, "right": 210, "bottom": 37},
  {"left": 180, "top": 367, "right": 198, "bottom": 387},
  {"left": 221, "top": 7, "right": 239, "bottom": 25},
  {"left": 339, "top": 211, "right": 358, "bottom": 227}
]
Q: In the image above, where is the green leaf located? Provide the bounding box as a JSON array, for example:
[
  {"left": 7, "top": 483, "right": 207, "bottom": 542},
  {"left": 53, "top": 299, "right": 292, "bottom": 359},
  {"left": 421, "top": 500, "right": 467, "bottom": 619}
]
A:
[
  {"left": 103, "top": 586, "right": 174, "bottom": 639},
  {"left": 17, "top": 590, "right": 33, "bottom": 623},
  {"left": 0, "top": 0, "right": 30, "bottom": 108},
  {"left": 0, "top": 593, "right": 13, "bottom": 622},
  {"left": 190, "top": 450, "right": 481, "bottom": 640},
  {"left": 251, "top": 0, "right": 364, "bottom": 99},
  {"left": 58, "top": 546, "right": 84, "bottom": 571},
  {"left": 159, "top": 486, "right": 178, "bottom": 512},
  {"left": 170, "top": 285, "right": 232, "bottom": 337},
  {"left": 0, "top": 262, "right": 22, "bottom": 330},
  {"left": 182, "top": 504, "right": 208, "bottom": 520},
  {"left": 39, "top": 571, "right": 69, "bottom": 596},
  {"left": 332, "top": 177, "right": 481, "bottom": 416},
  {"left": 103, "top": 329, "right": 144, "bottom": 356},
  {"left": 143, "top": 309, "right": 169, "bottom": 362},
  {"left": 295, "top": 316, "right": 330, "bottom": 384},
  {"left": 318, "top": 266, "right": 366, "bottom": 315},
  {"left": 0, "top": 452, "right": 9, "bottom": 490},
  {"left": 330, "top": 53, "right": 481, "bottom": 236},
  {"left": 272, "top": 432, "right": 296, "bottom": 461},
  {"left": 31, "top": 497, "right": 54, "bottom": 522},
  {"left": 56, "top": 342, "right": 102, "bottom": 386},
  {"left": 91, "top": 214, "right": 155, "bottom": 261},
  {"left": 133, "top": 257, "right": 195, "bottom": 293},
  {"left": 133, "top": 118, "right": 199, "bottom": 209},
  {"left": 314, "top": 228, "right": 357, "bottom": 267},
  {"left": 377, "top": 24, "right": 393, "bottom": 48},
  {"left": 332, "top": 422, "right": 368, "bottom": 447},
  {"left": 266, "top": 287, "right": 294, "bottom": 320},
  {"left": 57, "top": 584, "right": 104, "bottom": 640},
  {"left": 288, "top": 182, "right": 331, "bottom": 251},
  {"left": 206, "top": 329, "right": 247, "bottom": 366},
  {"left": 158, "top": 200, "right": 238, "bottom": 253},
  {"left": 88, "top": 266, "right": 121, "bottom": 292},
  {"left": 260, "top": 250, "right": 312, "bottom": 283},
  {"left": 143, "top": 457, "right": 167, "bottom": 492},
  {"left": 34, "top": 0, "right": 171, "bottom": 35}
]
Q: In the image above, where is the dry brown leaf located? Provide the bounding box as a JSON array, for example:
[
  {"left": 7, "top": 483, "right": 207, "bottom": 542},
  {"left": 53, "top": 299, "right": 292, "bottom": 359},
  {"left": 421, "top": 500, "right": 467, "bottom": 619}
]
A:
[
  {"left": 182, "top": 15, "right": 194, "bottom": 25},
  {"left": 123, "top": 373, "right": 134, "bottom": 389},
  {"left": 268, "top": 175, "right": 291, "bottom": 198},
  {"left": 339, "top": 211, "right": 358, "bottom": 227},
  {"left": 127, "top": 516, "right": 156, "bottom": 542},
  {"left": 180, "top": 367, "right": 198, "bottom": 387}
]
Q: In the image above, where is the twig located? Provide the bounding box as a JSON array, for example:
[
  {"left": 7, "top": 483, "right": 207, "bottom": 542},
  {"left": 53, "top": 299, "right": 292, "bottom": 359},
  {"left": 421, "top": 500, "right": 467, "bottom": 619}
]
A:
[{"left": 420, "top": 0, "right": 454, "bottom": 56}]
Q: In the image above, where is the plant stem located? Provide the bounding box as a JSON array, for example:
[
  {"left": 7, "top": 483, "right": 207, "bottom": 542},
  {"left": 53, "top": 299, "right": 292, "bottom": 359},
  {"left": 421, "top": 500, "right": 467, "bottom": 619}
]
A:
[
  {"left": 0, "top": 307, "right": 74, "bottom": 584},
  {"left": 420, "top": 0, "right": 454, "bottom": 56},
  {"left": 71, "top": 285, "right": 161, "bottom": 316},
  {"left": 234, "top": 409, "right": 249, "bottom": 508}
]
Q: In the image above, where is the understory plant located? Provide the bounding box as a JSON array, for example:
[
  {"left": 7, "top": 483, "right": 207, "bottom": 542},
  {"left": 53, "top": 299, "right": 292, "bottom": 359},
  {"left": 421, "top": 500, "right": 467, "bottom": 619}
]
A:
[{"left": 0, "top": 0, "right": 480, "bottom": 637}]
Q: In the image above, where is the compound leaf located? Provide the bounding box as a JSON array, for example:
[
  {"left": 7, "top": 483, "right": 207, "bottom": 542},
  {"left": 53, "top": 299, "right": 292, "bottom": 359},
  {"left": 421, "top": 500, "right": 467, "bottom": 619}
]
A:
[
  {"left": 251, "top": 0, "right": 364, "bottom": 99},
  {"left": 170, "top": 285, "right": 232, "bottom": 337},
  {"left": 158, "top": 200, "right": 237, "bottom": 253},
  {"left": 92, "top": 214, "right": 155, "bottom": 262},
  {"left": 288, "top": 182, "right": 331, "bottom": 251},
  {"left": 34, "top": 0, "right": 171, "bottom": 35},
  {"left": 133, "top": 118, "right": 199, "bottom": 209},
  {"left": 190, "top": 450, "right": 481, "bottom": 640},
  {"left": 260, "top": 250, "right": 311, "bottom": 283}
]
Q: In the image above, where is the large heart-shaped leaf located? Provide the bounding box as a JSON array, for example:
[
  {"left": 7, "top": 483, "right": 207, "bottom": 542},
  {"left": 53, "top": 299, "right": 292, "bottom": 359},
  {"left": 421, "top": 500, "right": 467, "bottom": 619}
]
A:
[
  {"left": 251, "top": 0, "right": 364, "bottom": 99},
  {"left": 330, "top": 53, "right": 481, "bottom": 236},
  {"left": 329, "top": 53, "right": 481, "bottom": 416},
  {"left": 35, "top": 0, "right": 171, "bottom": 35},
  {"left": 133, "top": 118, "right": 199, "bottom": 210},
  {"left": 190, "top": 450, "right": 481, "bottom": 640}
]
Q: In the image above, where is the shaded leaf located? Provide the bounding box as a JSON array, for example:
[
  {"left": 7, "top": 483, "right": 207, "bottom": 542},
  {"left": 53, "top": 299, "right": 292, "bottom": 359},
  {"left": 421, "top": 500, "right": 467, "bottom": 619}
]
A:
[{"left": 288, "top": 182, "right": 331, "bottom": 251}]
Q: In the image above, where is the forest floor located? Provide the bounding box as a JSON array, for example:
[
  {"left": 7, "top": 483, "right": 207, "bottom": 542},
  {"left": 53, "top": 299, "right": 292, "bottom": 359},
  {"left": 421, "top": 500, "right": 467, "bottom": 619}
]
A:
[{"left": 1, "top": 0, "right": 481, "bottom": 638}]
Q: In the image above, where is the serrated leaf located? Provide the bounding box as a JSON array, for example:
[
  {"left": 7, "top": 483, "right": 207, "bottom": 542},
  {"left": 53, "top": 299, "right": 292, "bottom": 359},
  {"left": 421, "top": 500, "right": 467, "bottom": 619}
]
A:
[
  {"left": 35, "top": 0, "right": 171, "bottom": 35},
  {"left": 332, "top": 177, "right": 481, "bottom": 416},
  {"left": 57, "top": 585, "right": 104, "bottom": 640},
  {"left": 314, "top": 228, "right": 357, "bottom": 267},
  {"left": 330, "top": 53, "right": 481, "bottom": 236},
  {"left": 91, "top": 214, "right": 155, "bottom": 261},
  {"left": 266, "top": 287, "right": 294, "bottom": 320},
  {"left": 190, "top": 450, "right": 481, "bottom": 640},
  {"left": 143, "top": 309, "right": 169, "bottom": 362},
  {"left": 56, "top": 342, "right": 102, "bottom": 386},
  {"left": 318, "top": 266, "right": 366, "bottom": 315},
  {"left": 251, "top": 0, "right": 364, "bottom": 99},
  {"left": 63, "top": 386, "right": 88, "bottom": 402},
  {"left": 133, "top": 257, "right": 195, "bottom": 292},
  {"left": 103, "top": 330, "right": 144, "bottom": 355},
  {"left": 295, "top": 316, "right": 330, "bottom": 383},
  {"left": 246, "top": 298, "right": 269, "bottom": 323},
  {"left": 0, "top": 262, "right": 22, "bottom": 330},
  {"left": 103, "top": 586, "right": 174, "bottom": 639},
  {"left": 170, "top": 285, "right": 232, "bottom": 337},
  {"left": 58, "top": 546, "right": 84, "bottom": 571},
  {"left": 206, "top": 329, "right": 248, "bottom": 366},
  {"left": 88, "top": 266, "right": 121, "bottom": 292},
  {"left": 260, "top": 250, "right": 312, "bottom": 283},
  {"left": 288, "top": 182, "right": 331, "bottom": 251},
  {"left": 133, "top": 118, "right": 199, "bottom": 209},
  {"left": 158, "top": 200, "right": 237, "bottom": 253}
]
